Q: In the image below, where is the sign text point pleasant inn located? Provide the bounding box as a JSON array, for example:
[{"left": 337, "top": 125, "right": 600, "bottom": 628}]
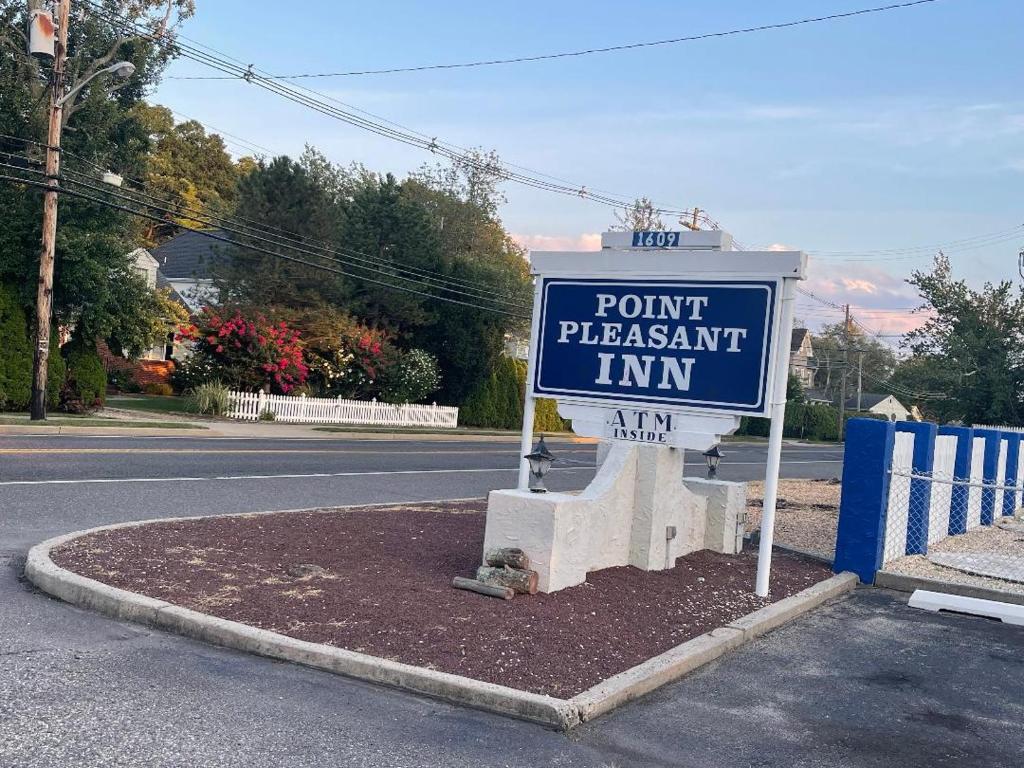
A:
[{"left": 533, "top": 279, "right": 775, "bottom": 415}]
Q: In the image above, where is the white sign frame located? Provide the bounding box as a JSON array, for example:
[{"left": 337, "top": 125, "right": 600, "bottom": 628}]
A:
[{"left": 516, "top": 237, "right": 806, "bottom": 597}]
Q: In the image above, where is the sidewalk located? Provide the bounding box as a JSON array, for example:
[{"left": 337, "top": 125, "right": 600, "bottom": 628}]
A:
[{"left": 0, "top": 408, "right": 595, "bottom": 442}]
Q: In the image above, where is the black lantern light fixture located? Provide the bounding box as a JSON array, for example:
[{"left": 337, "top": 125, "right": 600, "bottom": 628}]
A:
[
  {"left": 524, "top": 436, "right": 555, "bottom": 493},
  {"left": 702, "top": 445, "right": 723, "bottom": 479}
]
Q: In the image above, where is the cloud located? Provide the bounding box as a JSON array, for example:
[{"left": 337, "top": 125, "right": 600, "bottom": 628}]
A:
[
  {"left": 799, "top": 259, "right": 930, "bottom": 337},
  {"left": 512, "top": 233, "right": 601, "bottom": 252},
  {"left": 767, "top": 243, "right": 795, "bottom": 251}
]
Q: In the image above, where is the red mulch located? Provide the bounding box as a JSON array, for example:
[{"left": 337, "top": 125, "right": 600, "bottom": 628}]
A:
[{"left": 52, "top": 500, "right": 831, "bottom": 697}]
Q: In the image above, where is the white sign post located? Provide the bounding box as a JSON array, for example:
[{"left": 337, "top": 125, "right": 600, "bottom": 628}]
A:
[{"left": 500, "top": 230, "right": 806, "bottom": 594}]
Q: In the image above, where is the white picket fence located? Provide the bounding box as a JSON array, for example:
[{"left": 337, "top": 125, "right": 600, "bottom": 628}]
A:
[{"left": 227, "top": 391, "right": 459, "bottom": 428}]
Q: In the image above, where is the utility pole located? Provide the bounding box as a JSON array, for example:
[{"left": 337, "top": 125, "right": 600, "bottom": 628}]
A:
[
  {"left": 681, "top": 208, "right": 701, "bottom": 231},
  {"left": 30, "top": 0, "right": 70, "bottom": 420},
  {"left": 837, "top": 303, "right": 850, "bottom": 440},
  {"left": 857, "top": 350, "right": 863, "bottom": 412}
]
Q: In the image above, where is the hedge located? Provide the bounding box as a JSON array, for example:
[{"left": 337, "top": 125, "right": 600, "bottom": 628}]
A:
[
  {"left": 738, "top": 403, "right": 889, "bottom": 441},
  {"left": 63, "top": 343, "right": 107, "bottom": 412},
  {"left": 0, "top": 285, "right": 69, "bottom": 411},
  {"left": 460, "top": 356, "right": 570, "bottom": 432},
  {"left": 0, "top": 284, "right": 32, "bottom": 410}
]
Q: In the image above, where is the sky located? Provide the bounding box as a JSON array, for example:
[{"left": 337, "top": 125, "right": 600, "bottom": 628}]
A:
[{"left": 152, "top": 0, "right": 1024, "bottom": 342}]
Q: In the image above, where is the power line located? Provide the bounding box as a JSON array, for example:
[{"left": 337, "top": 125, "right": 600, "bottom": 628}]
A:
[
  {"left": 166, "top": 1, "right": 942, "bottom": 80},
  {"left": 0, "top": 164, "right": 530, "bottom": 319},
  {"left": 0, "top": 140, "right": 531, "bottom": 305},
  {"left": 84, "top": 1, "right": 710, "bottom": 224}
]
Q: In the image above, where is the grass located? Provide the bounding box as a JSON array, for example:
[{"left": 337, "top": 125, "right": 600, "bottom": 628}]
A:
[
  {"left": 106, "top": 394, "right": 191, "bottom": 414},
  {"left": 0, "top": 413, "right": 204, "bottom": 429}
]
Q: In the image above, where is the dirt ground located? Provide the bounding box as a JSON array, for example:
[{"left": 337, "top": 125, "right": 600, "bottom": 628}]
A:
[{"left": 52, "top": 500, "right": 830, "bottom": 697}]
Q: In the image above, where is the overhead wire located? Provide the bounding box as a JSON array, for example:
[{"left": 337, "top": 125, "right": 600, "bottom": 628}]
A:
[
  {"left": 164, "top": 1, "right": 942, "bottom": 80},
  {"left": 0, "top": 138, "right": 531, "bottom": 305},
  {"left": 83, "top": 1, "right": 711, "bottom": 222},
  {"left": 0, "top": 162, "right": 530, "bottom": 319}
]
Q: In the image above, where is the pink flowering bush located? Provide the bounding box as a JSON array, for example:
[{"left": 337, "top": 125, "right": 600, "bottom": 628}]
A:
[{"left": 177, "top": 309, "right": 308, "bottom": 394}]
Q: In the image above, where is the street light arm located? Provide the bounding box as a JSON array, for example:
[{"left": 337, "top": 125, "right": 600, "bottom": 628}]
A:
[{"left": 56, "top": 61, "right": 135, "bottom": 107}]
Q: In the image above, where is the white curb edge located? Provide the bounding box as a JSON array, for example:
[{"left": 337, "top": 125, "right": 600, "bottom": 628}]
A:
[{"left": 24, "top": 509, "right": 858, "bottom": 731}]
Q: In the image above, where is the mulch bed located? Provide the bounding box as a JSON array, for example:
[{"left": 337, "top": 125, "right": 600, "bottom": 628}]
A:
[{"left": 52, "top": 500, "right": 831, "bottom": 697}]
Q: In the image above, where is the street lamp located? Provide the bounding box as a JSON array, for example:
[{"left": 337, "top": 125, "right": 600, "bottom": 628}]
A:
[
  {"left": 56, "top": 61, "right": 136, "bottom": 107},
  {"left": 702, "top": 445, "right": 723, "bottom": 479},
  {"left": 28, "top": 18, "right": 139, "bottom": 420},
  {"left": 524, "top": 436, "right": 555, "bottom": 493}
]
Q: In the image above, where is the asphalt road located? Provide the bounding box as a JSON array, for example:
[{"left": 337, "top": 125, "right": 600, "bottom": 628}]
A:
[
  {"left": 0, "top": 434, "right": 844, "bottom": 550},
  {"left": 4, "top": 433, "right": 1020, "bottom": 766}
]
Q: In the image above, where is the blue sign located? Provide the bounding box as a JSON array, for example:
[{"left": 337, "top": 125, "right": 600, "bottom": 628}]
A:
[
  {"left": 631, "top": 231, "right": 682, "bottom": 248},
  {"left": 532, "top": 278, "right": 778, "bottom": 415}
]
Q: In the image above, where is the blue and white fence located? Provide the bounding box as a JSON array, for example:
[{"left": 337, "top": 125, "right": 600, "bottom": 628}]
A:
[{"left": 834, "top": 418, "right": 1024, "bottom": 583}]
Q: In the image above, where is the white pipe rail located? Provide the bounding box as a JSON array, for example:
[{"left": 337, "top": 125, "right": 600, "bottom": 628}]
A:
[{"left": 227, "top": 391, "right": 459, "bottom": 428}]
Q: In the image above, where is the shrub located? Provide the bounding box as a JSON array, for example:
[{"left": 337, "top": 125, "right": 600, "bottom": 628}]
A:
[
  {"left": 46, "top": 332, "right": 66, "bottom": 410},
  {"left": 177, "top": 310, "right": 307, "bottom": 394},
  {"left": 185, "top": 381, "right": 231, "bottom": 416},
  {"left": 379, "top": 349, "right": 441, "bottom": 404},
  {"left": 460, "top": 356, "right": 522, "bottom": 429},
  {"left": 0, "top": 284, "right": 32, "bottom": 411},
  {"left": 62, "top": 343, "right": 107, "bottom": 412},
  {"left": 460, "top": 356, "right": 570, "bottom": 431},
  {"left": 143, "top": 382, "right": 174, "bottom": 396},
  {"left": 170, "top": 353, "right": 220, "bottom": 393},
  {"left": 258, "top": 409, "right": 276, "bottom": 421}
]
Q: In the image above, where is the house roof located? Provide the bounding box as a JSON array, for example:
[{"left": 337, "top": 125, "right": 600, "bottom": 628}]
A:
[
  {"left": 803, "top": 387, "right": 832, "bottom": 403},
  {"left": 844, "top": 393, "right": 902, "bottom": 410},
  {"left": 150, "top": 229, "right": 230, "bottom": 280},
  {"left": 156, "top": 272, "right": 191, "bottom": 310},
  {"left": 791, "top": 328, "right": 810, "bottom": 352}
]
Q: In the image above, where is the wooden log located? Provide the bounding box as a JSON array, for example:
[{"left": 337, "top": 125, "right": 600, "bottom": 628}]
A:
[
  {"left": 484, "top": 547, "right": 530, "bottom": 570},
  {"left": 476, "top": 565, "right": 538, "bottom": 595},
  {"left": 451, "top": 576, "right": 514, "bottom": 600}
]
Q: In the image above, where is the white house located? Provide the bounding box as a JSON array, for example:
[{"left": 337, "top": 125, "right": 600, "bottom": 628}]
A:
[
  {"left": 789, "top": 328, "right": 815, "bottom": 388},
  {"left": 843, "top": 393, "right": 910, "bottom": 421},
  {"left": 130, "top": 248, "right": 190, "bottom": 362}
]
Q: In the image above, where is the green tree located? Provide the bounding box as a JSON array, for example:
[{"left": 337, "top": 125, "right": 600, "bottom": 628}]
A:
[
  {"left": 0, "top": 1, "right": 192, "bottom": 361},
  {"left": 220, "top": 155, "right": 348, "bottom": 310},
  {"left": 902, "top": 253, "right": 1024, "bottom": 425},
  {"left": 812, "top": 322, "right": 896, "bottom": 400},
  {"left": 610, "top": 197, "right": 664, "bottom": 231},
  {"left": 134, "top": 104, "right": 248, "bottom": 244}
]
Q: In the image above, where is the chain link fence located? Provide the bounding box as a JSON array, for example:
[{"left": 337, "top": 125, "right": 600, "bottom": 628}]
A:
[{"left": 882, "top": 458, "right": 1024, "bottom": 594}]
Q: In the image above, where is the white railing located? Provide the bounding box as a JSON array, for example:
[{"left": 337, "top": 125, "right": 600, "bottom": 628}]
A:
[{"left": 227, "top": 391, "right": 459, "bottom": 428}]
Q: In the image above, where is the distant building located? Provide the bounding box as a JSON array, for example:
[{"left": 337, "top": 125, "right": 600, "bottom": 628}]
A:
[
  {"left": 130, "top": 248, "right": 190, "bottom": 362},
  {"left": 842, "top": 393, "right": 910, "bottom": 421},
  {"left": 149, "top": 229, "right": 228, "bottom": 312},
  {"left": 789, "top": 328, "right": 815, "bottom": 388}
]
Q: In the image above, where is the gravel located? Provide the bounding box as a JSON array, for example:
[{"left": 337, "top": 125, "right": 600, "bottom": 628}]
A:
[
  {"left": 884, "top": 524, "right": 1024, "bottom": 595},
  {"left": 745, "top": 479, "right": 840, "bottom": 558},
  {"left": 50, "top": 500, "right": 830, "bottom": 698}
]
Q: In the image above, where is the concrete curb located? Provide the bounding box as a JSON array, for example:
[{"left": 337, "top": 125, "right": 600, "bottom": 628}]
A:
[
  {"left": 24, "top": 510, "right": 858, "bottom": 730},
  {"left": 875, "top": 570, "right": 1024, "bottom": 607}
]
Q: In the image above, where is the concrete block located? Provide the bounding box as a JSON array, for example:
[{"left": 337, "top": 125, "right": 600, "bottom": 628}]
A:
[
  {"left": 685, "top": 477, "right": 747, "bottom": 554},
  {"left": 484, "top": 442, "right": 709, "bottom": 592}
]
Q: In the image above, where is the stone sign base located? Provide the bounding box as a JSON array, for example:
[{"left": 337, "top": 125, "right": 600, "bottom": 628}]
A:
[{"left": 484, "top": 443, "right": 746, "bottom": 593}]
